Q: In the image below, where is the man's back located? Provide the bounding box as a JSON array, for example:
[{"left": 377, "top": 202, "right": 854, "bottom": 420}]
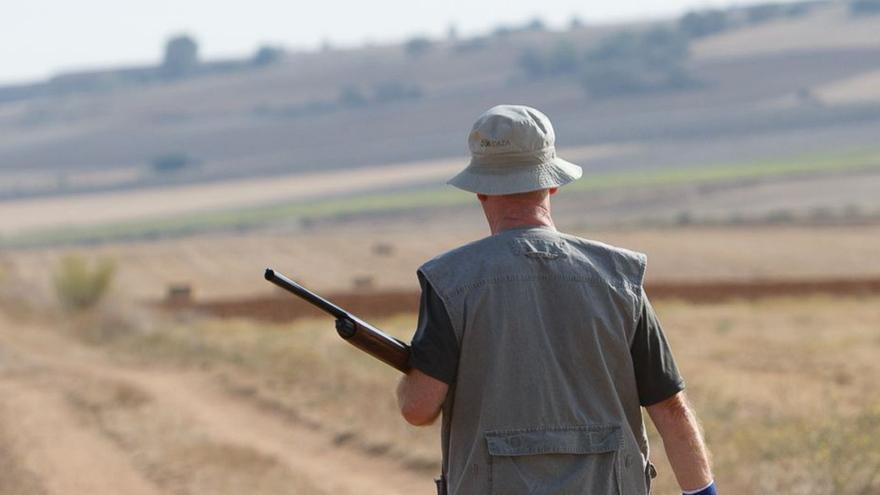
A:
[
  {"left": 419, "top": 226, "right": 652, "bottom": 495},
  {"left": 396, "top": 105, "right": 715, "bottom": 495}
]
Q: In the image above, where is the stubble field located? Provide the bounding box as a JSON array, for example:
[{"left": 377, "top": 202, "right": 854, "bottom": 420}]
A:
[
  {"left": 1, "top": 222, "right": 879, "bottom": 494},
  {"left": 4, "top": 222, "right": 880, "bottom": 301}
]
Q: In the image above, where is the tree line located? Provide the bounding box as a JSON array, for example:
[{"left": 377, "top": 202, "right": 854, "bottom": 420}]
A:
[{"left": 516, "top": 0, "right": 830, "bottom": 98}]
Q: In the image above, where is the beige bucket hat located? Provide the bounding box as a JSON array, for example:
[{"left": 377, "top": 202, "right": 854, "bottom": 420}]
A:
[{"left": 448, "top": 104, "right": 582, "bottom": 195}]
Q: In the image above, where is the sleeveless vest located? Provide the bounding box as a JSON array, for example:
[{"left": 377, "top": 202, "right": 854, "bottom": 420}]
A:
[{"left": 418, "top": 226, "right": 652, "bottom": 495}]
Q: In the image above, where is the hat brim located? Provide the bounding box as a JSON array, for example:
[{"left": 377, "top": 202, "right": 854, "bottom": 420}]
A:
[{"left": 447, "top": 157, "right": 582, "bottom": 195}]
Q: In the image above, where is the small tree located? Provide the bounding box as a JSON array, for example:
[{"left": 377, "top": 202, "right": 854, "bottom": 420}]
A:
[
  {"left": 151, "top": 152, "right": 193, "bottom": 174},
  {"left": 453, "top": 36, "right": 490, "bottom": 53},
  {"left": 518, "top": 40, "right": 580, "bottom": 80},
  {"left": 404, "top": 37, "right": 432, "bottom": 58},
  {"left": 549, "top": 40, "right": 578, "bottom": 75},
  {"left": 746, "top": 3, "right": 786, "bottom": 24},
  {"left": 338, "top": 85, "right": 368, "bottom": 107},
  {"left": 518, "top": 48, "right": 547, "bottom": 78},
  {"left": 581, "top": 28, "right": 692, "bottom": 98},
  {"left": 679, "top": 9, "right": 729, "bottom": 38},
  {"left": 851, "top": 0, "right": 880, "bottom": 16},
  {"left": 373, "top": 82, "right": 422, "bottom": 102},
  {"left": 253, "top": 45, "right": 284, "bottom": 66},
  {"left": 446, "top": 23, "right": 459, "bottom": 41},
  {"left": 53, "top": 255, "right": 115, "bottom": 311},
  {"left": 784, "top": 2, "right": 814, "bottom": 18},
  {"left": 162, "top": 35, "right": 199, "bottom": 77},
  {"left": 525, "top": 17, "right": 546, "bottom": 32}
]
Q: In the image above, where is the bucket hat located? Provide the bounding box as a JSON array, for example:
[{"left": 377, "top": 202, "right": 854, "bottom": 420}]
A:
[{"left": 448, "top": 104, "right": 582, "bottom": 195}]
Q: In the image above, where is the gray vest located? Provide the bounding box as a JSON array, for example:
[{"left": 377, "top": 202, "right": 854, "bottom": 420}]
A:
[{"left": 418, "top": 226, "right": 652, "bottom": 495}]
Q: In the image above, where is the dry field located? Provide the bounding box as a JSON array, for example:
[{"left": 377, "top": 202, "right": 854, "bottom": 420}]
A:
[
  {"left": 0, "top": 286, "right": 877, "bottom": 494},
  {"left": 0, "top": 157, "right": 458, "bottom": 235},
  {"left": 5, "top": 223, "right": 880, "bottom": 302},
  {"left": 1, "top": 221, "right": 879, "bottom": 494},
  {"left": 4, "top": 1, "right": 880, "bottom": 205},
  {"left": 692, "top": 2, "right": 880, "bottom": 59},
  {"left": 0, "top": 144, "right": 628, "bottom": 237},
  {"left": 815, "top": 69, "right": 880, "bottom": 105}
]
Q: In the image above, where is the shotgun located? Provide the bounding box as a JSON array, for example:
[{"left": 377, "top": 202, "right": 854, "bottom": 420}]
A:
[{"left": 264, "top": 268, "right": 411, "bottom": 373}]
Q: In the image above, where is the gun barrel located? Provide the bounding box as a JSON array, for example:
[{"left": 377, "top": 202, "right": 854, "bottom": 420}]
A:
[
  {"left": 264, "top": 268, "right": 347, "bottom": 320},
  {"left": 264, "top": 268, "right": 412, "bottom": 373}
]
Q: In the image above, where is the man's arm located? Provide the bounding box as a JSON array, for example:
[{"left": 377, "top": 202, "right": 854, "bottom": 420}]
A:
[
  {"left": 397, "top": 275, "right": 457, "bottom": 426},
  {"left": 646, "top": 391, "right": 714, "bottom": 492},
  {"left": 396, "top": 369, "right": 448, "bottom": 426}
]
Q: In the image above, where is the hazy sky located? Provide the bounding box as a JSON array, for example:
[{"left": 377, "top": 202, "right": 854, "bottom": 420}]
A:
[{"left": 1, "top": 0, "right": 775, "bottom": 85}]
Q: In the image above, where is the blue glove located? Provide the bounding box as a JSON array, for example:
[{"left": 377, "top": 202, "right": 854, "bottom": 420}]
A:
[{"left": 683, "top": 481, "right": 716, "bottom": 495}]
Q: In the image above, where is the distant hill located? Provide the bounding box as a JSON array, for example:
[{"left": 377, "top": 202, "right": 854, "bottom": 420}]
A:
[{"left": 1, "top": 0, "right": 880, "bottom": 204}]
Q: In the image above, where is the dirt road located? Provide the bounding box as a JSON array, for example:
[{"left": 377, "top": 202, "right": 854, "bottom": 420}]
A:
[{"left": 0, "top": 317, "right": 432, "bottom": 495}]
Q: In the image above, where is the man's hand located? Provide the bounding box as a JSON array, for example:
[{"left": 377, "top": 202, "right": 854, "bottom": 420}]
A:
[
  {"left": 396, "top": 369, "right": 448, "bottom": 426},
  {"left": 646, "top": 391, "right": 715, "bottom": 493}
]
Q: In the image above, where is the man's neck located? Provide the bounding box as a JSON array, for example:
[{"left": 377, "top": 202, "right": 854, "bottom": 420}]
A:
[
  {"left": 480, "top": 191, "right": 558, "bottom": 235},
  {"left": 489, "top": 215, "right": 556, "bottom": 235}
]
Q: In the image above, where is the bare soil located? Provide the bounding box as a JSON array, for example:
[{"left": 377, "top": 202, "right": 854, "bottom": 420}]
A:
[{"left": 0, "top": 315, "right": 432, "bottom": 495}]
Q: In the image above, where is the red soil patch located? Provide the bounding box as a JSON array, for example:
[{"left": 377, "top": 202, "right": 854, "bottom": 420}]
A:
[{"left": 158, "top": 277, "right": 880, "bottom": 323}]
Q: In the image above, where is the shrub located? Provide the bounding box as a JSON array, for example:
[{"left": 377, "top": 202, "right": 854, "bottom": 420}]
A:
[
  {"left": 404, "top": 37, "right": 432, "bottom": 58},
  {"left": 518, "top": 40, "right": 581, "bottom": 79},
  {"left": 53, "top": 255, "right": 116, "bottom": 311},
  {"left": 373, "top": 82, "right": 422, "bottom": 102},
  {"left": 524, "top": 17, "right": 546, "bottom": 32},
  {"left": 581, "top": 28, "right": 693, "bottom": 97},
  {"left": 253, "top": 46, "right": 284, "bottom": 66},
  {"left": 453, "top": 37, "right": 490, "bottom": 53},
  {"left": 492, "top": 25, "right": 513, "bottom": 38},
  {"left": 550, "top": 40, "right": 579, "bottom": 74},
  {"left": 518, "top": 48, "right": 548, "bottom": 78},
  {"left": 745, "top": 3, "right": 787, "bottom": 24},
  {"left": 339, "top": 86, "right": 368, "bottom": 108},
  {"left": 850, "top": 0, "right": 880, "bottom": 16},
  {"left": 679, "top": 9, "right": 730, "bottom": 38},
  {"left": 151, "top": 152, "right": 193, "bottom": 174},
  {"left": 783, "top": 2, "right": 815, "bottom": 18}
]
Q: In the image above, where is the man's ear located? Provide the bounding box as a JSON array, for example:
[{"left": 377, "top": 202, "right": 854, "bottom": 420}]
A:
[
  {"left": 477, "top": 193, "right": 488, "bottom": 202},
  {"left": 548, "top": 187, "right": 559, "bottom": 196}
]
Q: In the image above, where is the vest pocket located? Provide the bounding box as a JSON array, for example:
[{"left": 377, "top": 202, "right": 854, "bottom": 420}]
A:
[{"left": 485, "top": 425, "right": 622, "bottom": 495}]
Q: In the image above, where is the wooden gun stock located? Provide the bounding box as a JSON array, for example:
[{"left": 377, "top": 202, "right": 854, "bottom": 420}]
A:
[{"left": 264, "top": 268, "right": 411, "bottom": 373}]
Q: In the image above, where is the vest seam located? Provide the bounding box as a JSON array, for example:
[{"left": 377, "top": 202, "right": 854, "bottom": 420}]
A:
[{"left": 416, "top": 267, "right": 464, "bottom": 346}]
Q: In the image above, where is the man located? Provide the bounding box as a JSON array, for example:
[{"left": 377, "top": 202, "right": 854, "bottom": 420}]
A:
[{"left": 397, "top": 105, "right": 715, "bottom": 495}]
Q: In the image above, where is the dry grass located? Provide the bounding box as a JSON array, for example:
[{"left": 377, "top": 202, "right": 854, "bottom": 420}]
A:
[
  {"left": 6, "top": 223, "right": 880, "bottom": 301},
  {"left": 649, "top": 296, "right": 880, "bottom": 493},
  {"left": 3, "top": 223, "right": 880, "bottom": 494},
  {"left": 83, "top": 292, "right": 880, "bottom": 494}
]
